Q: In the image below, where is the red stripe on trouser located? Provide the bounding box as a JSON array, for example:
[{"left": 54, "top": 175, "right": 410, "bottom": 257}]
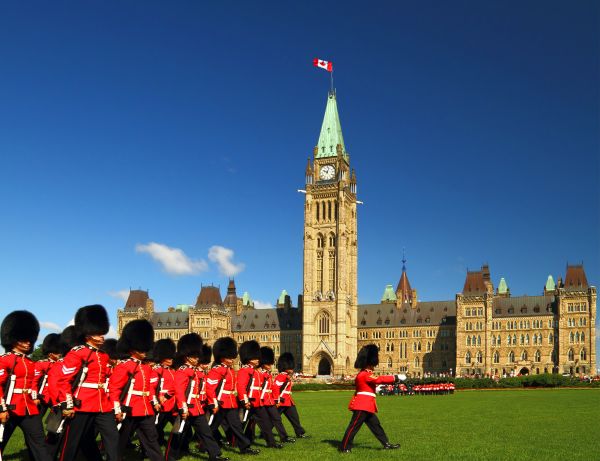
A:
[
  {"left": 59, "top": 424, "right": 71, "bottom": 461},
  {"left": 165, "top": 431, "right": 174, "bottom": 460},
  {"left": 342, "top": 411, "right": 361, "bottom": 449}
]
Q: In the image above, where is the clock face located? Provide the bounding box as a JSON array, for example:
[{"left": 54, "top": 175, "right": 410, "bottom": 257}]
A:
[{"left": 319, "top": 165, "right": 335, "bottom": 180}]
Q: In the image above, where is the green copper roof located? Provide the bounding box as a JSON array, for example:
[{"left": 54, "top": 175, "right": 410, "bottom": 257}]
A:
[
  {"left": 242, "top": 291, "right": 253, "bottom": 306},
  {"left": 316, "top": 92, "right": 347, "bottom": 159},
  {"left": 278, "top": 289, "right": 288, "bottom": 305},
  {"left": 381, "top": 284, "right": 397, "bottom": 302},
  {"left": 176, "top": 304, "right": 192, "bottom": 312},
  {"left": 497, "top": 278, "right": 508, "bottom": 294},
  {"left": 545, "top": 275, "right": 555, "bottom": 291}
]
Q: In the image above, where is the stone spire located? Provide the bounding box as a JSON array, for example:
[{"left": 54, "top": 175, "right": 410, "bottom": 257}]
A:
[
  {"left": 223, "top": 279, "right": 238, "bottom": 308},
  {"left": 315, "top": 91, "right": 348, "bottom": 160},
  {"left": 396, "top": 253, "right": 417, "bottom": 307}
]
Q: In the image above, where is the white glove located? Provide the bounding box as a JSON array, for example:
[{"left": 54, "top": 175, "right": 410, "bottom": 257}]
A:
[{"left": 395, "top": 374, "right": 407, "bottom": 382}]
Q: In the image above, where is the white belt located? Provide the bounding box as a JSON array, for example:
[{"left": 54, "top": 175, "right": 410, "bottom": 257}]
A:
[
  {"left": 81, "top": 383, "right": 106, "bottom": 389},
  {"left": 263, "top": 390, "right": 272, "bottom": 393},
  {"left": 356, "top": 391, "right": 376, "bottom": 397},
  {"left": 130, "top": 390, "right": 150, "bottom": 397},
  {"left": 220, "top": 390, "right": 233, "bottom": 394},
  {"left": 281, "top": 390, "right": 291, "bottom": 395},
  {"left": 159, "top": 390, "right": 170, "bottom": 394},
  {"left": 250, "top": 386, "right": 262, "bottom": 391},
  {"left": 13, "top": 388, "right": 32, "bottom": 394}
]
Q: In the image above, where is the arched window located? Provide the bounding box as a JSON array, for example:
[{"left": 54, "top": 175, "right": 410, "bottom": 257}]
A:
[
  {"left": 317, "top": 234, "right": 324, "bottom": 248},
  {"left": 477, "top": 335, "right": 481, "bottom": 346},
  {"left": 549, "top": 333, "right": 553, "bottom": 344},
  {"left": 317, "top": 311, "right": 330, "bottom": 335},
  {"left": 418, "top": 341, "right": 422, "bottom": 352},
  {"left": 493, "top": 350, "right": 499, "bottom": 363},
  {"left": 521, "top": 350, "right": 527, "bottom": 361},
  {"left": 467, "top": 336, "right": 471, "bottom": 346},
  {"left": 581, "top": 332, "right": 585, "bottom": 342},
  {"left": 414, "top": 357, "right": 420, "bottom": 367},
  {"left": 512, "top": 334, "right": 517, "bottom": 345},
  {"left": 570, "top": 332, "right": 574, "bottom": 343},
  {"left": 568, "top": 349, "right": 574, "bottom": 361},
  {"left": 315, "top": 202, "right": 320, "bottom": 222},
  {"left": 525, "top": 334, "right": 529, "bottom": 345},
  {"left": 509, "top": 351, "right": 515, "bottom": 363},
  {"left": 328, "top": 233, "right": 336, "bottom": 247},
  {"left": 580, "top": 349, "right": 587, "bottom": 360},
  {"left": 387, "top": 357, "right": 392, "bottom": 368},
  {"left": 520, "top": 334, "right": 524, "bottom": 345},
  {"left": 535, "top": 350, "right": 541, "bottom": 362},
  {"left": 476, "top": 351, "right": 482, "bottom": 363},
  {"left": 575, "top": 332, "right": 580, "bottom": 343},
  {"left": 327, "top": 201, "right": 332, "bottom": 220},
  {"left": 465, "top": 352, "right": 471, "bottom": 364},
  {"left": 491, "top": 336, "right": 496, "bottom": 346}
]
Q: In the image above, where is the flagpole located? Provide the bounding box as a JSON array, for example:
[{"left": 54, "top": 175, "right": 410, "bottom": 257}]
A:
[{"left": 330, "top": 68, "right": 334, "bottom": 94}]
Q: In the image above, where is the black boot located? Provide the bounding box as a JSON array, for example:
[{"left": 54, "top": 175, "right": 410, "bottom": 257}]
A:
[{"left": 383, "top": 443, "right": 400, "bottom": 449}]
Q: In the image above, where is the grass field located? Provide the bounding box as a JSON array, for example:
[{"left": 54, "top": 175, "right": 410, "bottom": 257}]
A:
[{"left": 3, "top": 389, "right": 599, "bottom": 460}]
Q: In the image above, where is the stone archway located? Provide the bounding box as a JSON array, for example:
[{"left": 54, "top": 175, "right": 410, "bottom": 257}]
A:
[
  {"left": 519, "top": 367, "right": 529, "bottom": 375},
  {"left": 318, "top": 358, "right": 331, "bottom": 375},
  {"left": 312, "top": 351, "right": 333, "bottom": 376}
]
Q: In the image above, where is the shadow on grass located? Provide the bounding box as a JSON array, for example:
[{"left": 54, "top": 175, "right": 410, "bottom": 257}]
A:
[
  {"left": 322, "top": 439, "right": 381, "bottom": 451},
  {"left": 4, "top": 449, "right": 30, "bottom": 461}
]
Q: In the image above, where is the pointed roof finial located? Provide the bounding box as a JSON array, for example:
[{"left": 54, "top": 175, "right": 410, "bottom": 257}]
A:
[
  {"left": 315, "top": 92, "right": 347, "bottom": 160},
  {"left": 402, "top": 248, "right": 407, "bottom": 272}
]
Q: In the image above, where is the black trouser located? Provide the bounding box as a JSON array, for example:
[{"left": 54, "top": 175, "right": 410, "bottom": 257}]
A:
[
  {"left": 165, "top": 414, "right": 220, "bottom": 461},
  {"left": 155, "top": 412, "right": 175, "bottom": 446},
  {"left": 0, "top": 414, "right": 51, "bottom": 461},
  {"left": 117, "top": 416, "right": 162, "bottom": 461},
  {"left": 264, "top": 406, "right": 288, "bottom": 440},
  {"left": 59, "top": 411, "right": 119, "bottom": 461},
  {"left": 340, "top": 410, "right": 388, "bottom": 450},
  {"left": 278, "top": 405, "right": 305, "bottom": 436},
  {"left": 244, "top": 407, "right": 276, "bottom": 446},
  {"left": 209, "top": 408, "right": 250, "bottom": 451}
]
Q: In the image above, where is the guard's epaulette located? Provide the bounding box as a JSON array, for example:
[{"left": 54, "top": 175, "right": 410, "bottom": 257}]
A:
[
  {"left": 178, "top": 365, "right": 188, "bottom": 370},
  {"left": 72, "top": 345, "right": 86, "bottom": 352},
  {"left": 0, "top": 352, "right": 9, "bottom": 358}
]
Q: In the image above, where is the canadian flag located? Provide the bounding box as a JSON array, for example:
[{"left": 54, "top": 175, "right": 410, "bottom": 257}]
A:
[{"left": 313, "top": 58, "right": 333, "bottom": 72}]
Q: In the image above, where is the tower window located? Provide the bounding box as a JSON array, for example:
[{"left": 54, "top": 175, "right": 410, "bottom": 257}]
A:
[{"left": 317, "top": 311, "right": 330, "bottom": 335}]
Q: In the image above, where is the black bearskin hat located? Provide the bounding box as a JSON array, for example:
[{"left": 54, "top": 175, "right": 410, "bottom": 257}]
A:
[
  {"left": 100, "top": 339, "right": 119, "bottom": 360},
  {"left": 199, "top": 344, "right": 212, "bottom": 365},
  {"left": 60, "top": 325, "right": 80, "bottom": 351},
  {"left": 277, "top": 352, "right": 295, "bottom": 372},
  {"left": 177, "top": 333, "right": 203, "bottom": 358},
  {"left": 213, "top": 336, "right": 238, "bottom": 362},
  {"left": 117, "top": 320, "right": 154, "bottom": 353},
  {"left": 259, "top": 346, "right": 275, "bottom": 366},
  {"left": 153, "top": 338, "right": 176, "bottom": 362},
  {"left": 41, "top": 333, "right": 63, "bottom": 356},
  {"left": 74, "top": 305, "right": 109, "bottom": 341},
  {"left": 239, "top": 340, "right": 260, "bottom": 364},
  {"left": 1, "top": 310, "right": 40, "bottom": 351},
  {"left": 354, "top": 344, "right": 379, "bottom": 369}
]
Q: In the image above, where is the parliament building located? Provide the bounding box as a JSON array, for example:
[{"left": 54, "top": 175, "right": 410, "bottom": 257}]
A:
[{"left": 117, "top": 92, "right": 596, "bottom": 378}]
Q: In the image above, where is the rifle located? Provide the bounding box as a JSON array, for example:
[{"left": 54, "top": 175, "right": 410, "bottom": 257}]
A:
[
  {"left": 37, "top": 369, "right": 49, "bottom": 403},
  {"left": 0, "top": 374, "right": 17, "bottom": 444},
  {"left": 242, "top": 372, "right": 255, "bottom": 423},
  {"left": 178, "top": 377, "right": 195, "bottom": 434},
  {"left": 208, "top": 377, "right": 225, "bottom": 426},
  {"left": 154, "top": 376, "right": 164, "bottom": 425},
  {"left": 116, "top": 362, "right": 140, "bottom": 431}
]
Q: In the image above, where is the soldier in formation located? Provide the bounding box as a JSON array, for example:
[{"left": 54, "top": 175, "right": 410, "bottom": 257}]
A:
[{"left": 0, "top": 306, "right": 316, "bottom": 460}]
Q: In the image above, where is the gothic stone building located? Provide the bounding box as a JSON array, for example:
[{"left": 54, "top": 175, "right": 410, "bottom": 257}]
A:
[{"left": 117, "top": 91, "right": 596, "bottom": 377}]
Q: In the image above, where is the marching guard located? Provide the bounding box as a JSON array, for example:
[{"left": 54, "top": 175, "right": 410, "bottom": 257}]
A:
[
  {"left": 109, "top": 319, "right": 163, "bottom": 461},
  {"left": 55, "top": 305, "right": 120, "bottom": 461},
  {"left": 274, "top": 353, "right": 308, "bottom": 439},
  {"left": 257, "top": 347, "right": 294, "bottom": 444},
  {"left": 339, "top": 344, "right": 402, "bottom": 453},
  {"left": 151, "top": 338, "right": 176, "bottom": 446},
  {"left": 34, "top": 333, "right": 65, "bottom": 417},
  {"left": 237, "top": 341, "right": 281, "bottom": 449},
  {"left": 0, "top": 311, "right": 51, "bottom": 461},
  {"left": 164, "top": 333, "right": 227, "bottom": 461},
  {"left": 207, "top": 337, "right": 259, "bottom": 456}
]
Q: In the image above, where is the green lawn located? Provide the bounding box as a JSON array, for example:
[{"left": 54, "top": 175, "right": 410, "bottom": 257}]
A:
[{"left": 3, "top": 389, "right": 599, "bottom": 460}]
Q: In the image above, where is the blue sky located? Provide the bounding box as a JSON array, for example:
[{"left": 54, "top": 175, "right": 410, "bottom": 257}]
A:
[{"left": 0, "top": 1, "right": 598, "bottom": 362}]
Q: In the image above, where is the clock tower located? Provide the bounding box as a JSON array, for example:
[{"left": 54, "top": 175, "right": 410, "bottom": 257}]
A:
[{"left": 302, "top": 91, "right": 358, "bottom": 376}]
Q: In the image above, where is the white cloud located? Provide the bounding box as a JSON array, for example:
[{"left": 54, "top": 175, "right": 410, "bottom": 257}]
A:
[
  {"left": 208, "top": 245, "right": 245, "bottom": 277},
  {"left": 40, "top": 321, "right": 61, "bottom": 332},
  {"left": 136, "top": 242, "right": 208, "bottom": 275},
  {"left": 254, "top": 300, "right": 275, "bottom": 309},
  {"left": 108, "top": 289, "right": 130, "bottom": 301}
]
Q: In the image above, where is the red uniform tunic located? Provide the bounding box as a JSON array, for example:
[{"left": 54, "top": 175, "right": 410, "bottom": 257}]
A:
[
  {"left": 206, "top": 364, "right": 237, "bottom": 409},
  {"left": 274, "top": 372, "right": 294, "bottom": 407},
  {"left": 46, "top": 357, "right": 65, "bottom": 406},
  {"left": 108, "top": 358, "right": 157, "bottom": 417},
  {"left": 55, "top": 344, "right": 112, "bottom": 413},
  {"left": 152, "top": 364, "right": 176, "bottom": 413},
  {"left": 33, "top": 358, "right": 55, "bottom": 405},
  {"left": 0, "top": 352, "right": 40, "bottom": 416},
  {"left": 198, "top": 368, "right": 208, "bottom": 410},
  {"left": 236, "top": 365, "right": 261, "bottom": 407},
  {"left": 258, "top": 369, "right": 275, "bottom": 407},
  {"left": 348, "top": 370, "right": 395, "bottom": 413},
  {"left": 173, "top": 365, "right": 205, "bottom": 417}
]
